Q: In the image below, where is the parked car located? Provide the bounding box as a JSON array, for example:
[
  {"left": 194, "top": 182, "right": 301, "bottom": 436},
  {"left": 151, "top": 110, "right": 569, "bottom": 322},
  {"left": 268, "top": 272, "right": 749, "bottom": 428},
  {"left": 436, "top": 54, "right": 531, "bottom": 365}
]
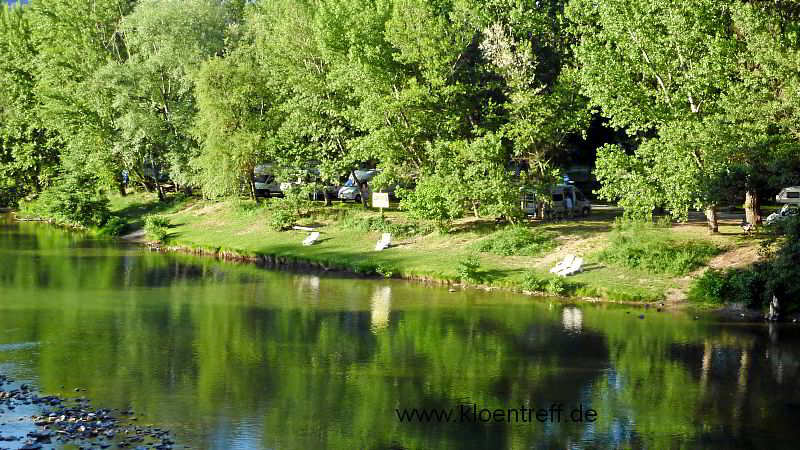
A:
[
  {"left": 521, "top": 184, "right": 591, "bottom": 219},
  {"left": 765, "top": 186, "right": 800, "bottom": 225},
  {"left": 766, "top": 204, "right": 800, "bottom": 225},
  {"left": 338, "top": 170, "right": 379, "bottom": 202}
]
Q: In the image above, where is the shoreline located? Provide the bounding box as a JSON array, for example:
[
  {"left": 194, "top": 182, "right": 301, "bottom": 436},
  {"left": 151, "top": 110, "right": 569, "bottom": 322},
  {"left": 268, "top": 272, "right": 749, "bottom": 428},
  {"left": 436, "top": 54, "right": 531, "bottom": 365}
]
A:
[
  {"left": 125, "top": 230, "right": 781, "bottom": 319},
  {"left": 7, "top": 202, "right": 791, "bottom": 321}
]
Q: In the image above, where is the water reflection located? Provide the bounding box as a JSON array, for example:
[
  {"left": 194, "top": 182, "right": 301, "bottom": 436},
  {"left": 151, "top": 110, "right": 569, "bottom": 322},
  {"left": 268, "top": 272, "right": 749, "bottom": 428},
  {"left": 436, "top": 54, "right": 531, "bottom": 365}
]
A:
[
  {"left": 561, "top": 306, "right": 582, "bottom": 333},
  {"left": 1, "top": 216, "right": 800, "bottom": 448},
  {"left": 370, "top": 286, "right": 392, "bottom": 332}
]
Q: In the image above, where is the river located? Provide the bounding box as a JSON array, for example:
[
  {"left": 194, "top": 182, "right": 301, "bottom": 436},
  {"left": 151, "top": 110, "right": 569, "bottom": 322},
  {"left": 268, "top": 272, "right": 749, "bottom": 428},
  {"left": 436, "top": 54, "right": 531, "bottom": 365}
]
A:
[{"left": 1, "top": 215, "right": 798, "bottom": 448}]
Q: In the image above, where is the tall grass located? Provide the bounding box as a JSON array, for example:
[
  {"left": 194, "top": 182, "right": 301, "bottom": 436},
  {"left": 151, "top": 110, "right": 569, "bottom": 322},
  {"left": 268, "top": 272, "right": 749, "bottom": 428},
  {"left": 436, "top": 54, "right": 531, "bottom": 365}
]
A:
[
  {"left": 598, "top": 223, "right": 720, "bottom": 275},
  {"left": 471, "top": 226, "right": 557, "bottom": 256}
]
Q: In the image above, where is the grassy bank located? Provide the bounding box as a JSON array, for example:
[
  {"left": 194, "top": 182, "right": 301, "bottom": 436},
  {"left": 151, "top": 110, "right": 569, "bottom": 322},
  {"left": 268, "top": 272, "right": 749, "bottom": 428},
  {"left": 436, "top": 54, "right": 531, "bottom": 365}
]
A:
[{"left": 106, "top": 190, "right": 761, "bottom": 304}]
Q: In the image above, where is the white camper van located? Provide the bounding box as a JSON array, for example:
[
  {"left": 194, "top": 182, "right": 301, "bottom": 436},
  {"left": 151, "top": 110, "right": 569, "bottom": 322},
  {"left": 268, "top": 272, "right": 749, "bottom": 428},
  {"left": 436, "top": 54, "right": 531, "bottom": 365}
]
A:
[
  {"left": 521, "top": 184, "right": 591, "bottom": 219},
  {"left": 253, "top": 164, "right": 282, "bottom": 197},
  {"left": 775, "top": 186, "right": 800, "bottom": 204}
]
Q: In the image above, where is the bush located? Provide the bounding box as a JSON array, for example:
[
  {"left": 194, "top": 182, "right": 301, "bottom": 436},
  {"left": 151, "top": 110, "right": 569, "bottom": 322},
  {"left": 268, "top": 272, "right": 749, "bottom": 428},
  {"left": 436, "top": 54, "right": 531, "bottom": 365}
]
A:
[
  {"left": 19, "top": 173, "right": 110, "bottom": 227},
  {"left": 98, "top": 216, "right": 128, "bottom": 236},
  {"left": 471, "top": 226, "right": 557, "bottom": 256},
  {"left": 598, "top": 225, "right": 720, "bottom": 275},
  {"left": 689, "top": 217, "right": 800, "bottom": 312},
  {"left": 457, "top": 254, "right": 482, "bottom": 283},
  {"left": 397, "top": 173, "right": 465, "bottom": 229},
  {"left": 546, "top": 277, "right": 570, "bottom": 296},
  {"left": 520, "top": 271, "right": 579, "bottom": 296},
  {"left": 687, "top": 269, "right": 727, "bottom": 304},
  {"left": 144, "top": 215, "right": 170, "bottom": 242},
  {"left": 375, "top": 264, "right": 397, "bottom": 278},
  {"left": 267, "top": 207, "right": 295, "bottom": 231},
  {"left": 521, "top": 271, "right": 545, "bottom": 291}
]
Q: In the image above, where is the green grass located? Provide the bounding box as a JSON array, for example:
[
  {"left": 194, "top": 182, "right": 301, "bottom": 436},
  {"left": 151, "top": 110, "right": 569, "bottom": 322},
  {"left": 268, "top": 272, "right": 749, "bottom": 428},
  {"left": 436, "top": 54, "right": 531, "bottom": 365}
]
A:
[
  {"left": 470, "top": 226, "right": 557, "bottom": 256},
  {"left": 106, "top": 191, "right": 754, "bottom": 303},
  {"left": 597, "top": 225, "right": 722, "bottom": 276}
]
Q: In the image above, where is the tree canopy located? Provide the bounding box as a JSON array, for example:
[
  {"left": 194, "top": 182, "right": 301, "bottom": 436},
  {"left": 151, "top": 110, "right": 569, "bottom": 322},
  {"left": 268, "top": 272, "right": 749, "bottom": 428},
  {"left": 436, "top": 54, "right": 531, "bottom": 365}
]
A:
[{"left": 1, "top": 0, "right": 798, "bottom": 232}]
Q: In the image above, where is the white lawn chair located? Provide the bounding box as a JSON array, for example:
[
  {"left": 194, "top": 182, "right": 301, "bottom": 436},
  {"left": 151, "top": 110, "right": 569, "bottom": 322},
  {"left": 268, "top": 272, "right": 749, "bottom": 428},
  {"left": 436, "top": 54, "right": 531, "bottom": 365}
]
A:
[
  {"left": 550, "top": 254, "right": 575, "bottom": 273},
  {"left": 558, "top": 257, "right": 583, "bottom": 277},
  {"left": 374, "top": 233, "right": 392, "bottom": 251},
  {"left": 302, "top": 231, "right": 320, "bottom": 246}
]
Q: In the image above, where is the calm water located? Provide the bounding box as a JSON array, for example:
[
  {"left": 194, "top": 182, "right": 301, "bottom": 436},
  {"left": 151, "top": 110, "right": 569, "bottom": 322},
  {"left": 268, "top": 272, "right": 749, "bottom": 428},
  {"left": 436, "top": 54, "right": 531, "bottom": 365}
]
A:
[{"left": 1, "top": 216, "right": 799, "bottom": 449}]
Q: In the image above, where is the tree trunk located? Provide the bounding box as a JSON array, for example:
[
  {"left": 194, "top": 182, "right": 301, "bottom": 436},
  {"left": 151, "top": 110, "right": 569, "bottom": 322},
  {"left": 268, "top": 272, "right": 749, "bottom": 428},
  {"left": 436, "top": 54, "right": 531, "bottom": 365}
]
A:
[
  {"left": 250, "top": 179, "right": 259, "bottom": 204},
  {"left": 705, "top": 205, "right": 719, "bottom": 233},
  {"left": 472, "top": 202, "right": 480, "bottom": 218},
  {"left": 350, "top": 169, "right": 368, "bottom": 208},
  {"left": 156, "top": 182, "right": 165, "bottom": 202},
  {"left": 744, "top": 190, "right": 762, "bottom": 225}
]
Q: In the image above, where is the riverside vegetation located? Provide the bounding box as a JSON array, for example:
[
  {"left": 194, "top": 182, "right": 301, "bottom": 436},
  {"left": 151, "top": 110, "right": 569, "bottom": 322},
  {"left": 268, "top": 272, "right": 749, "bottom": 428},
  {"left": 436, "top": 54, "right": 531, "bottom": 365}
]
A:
[
  {"left": 59, "top": 189, "right": 771, "bottom": 306},
  {"left": 2, "top": 1, "right": 799, "bottom": 312}
]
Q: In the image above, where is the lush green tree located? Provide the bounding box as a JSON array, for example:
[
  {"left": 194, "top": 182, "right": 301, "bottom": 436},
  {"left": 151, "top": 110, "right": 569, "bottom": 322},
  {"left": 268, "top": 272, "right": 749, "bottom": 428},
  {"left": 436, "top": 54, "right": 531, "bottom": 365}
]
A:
[
  {"left": 28, "top": 0, "right": 135, "bottom": 195},
  {"left": 193, "top": 43, "right": 281, "bottom": 200},
  {"left": 0, "top": 2, "right": 60, "bottom": 206},
  {"left": 716, "top": 2, "right": 800, "bottom": 224},
  {"left": 569, "top": 0, "right": 800, "bottom": 230},
  {"left": 567, "top": 0, "right": 743, "bottom": 230},
  {"left": 103, "top": 0, "right": 228, "bottom": 200},
  {"left": 18, "top": 172, "right": 111, "bottom": 227},
  {"left": 480, "top": 0, "right": 590, "bottom": 181}
]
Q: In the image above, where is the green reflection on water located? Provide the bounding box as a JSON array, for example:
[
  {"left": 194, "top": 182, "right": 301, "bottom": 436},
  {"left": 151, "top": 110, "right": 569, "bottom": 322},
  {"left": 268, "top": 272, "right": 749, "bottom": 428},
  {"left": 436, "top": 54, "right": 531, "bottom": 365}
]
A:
[{"left": 1, "top": 216, "right": 798, "bottom": 449}]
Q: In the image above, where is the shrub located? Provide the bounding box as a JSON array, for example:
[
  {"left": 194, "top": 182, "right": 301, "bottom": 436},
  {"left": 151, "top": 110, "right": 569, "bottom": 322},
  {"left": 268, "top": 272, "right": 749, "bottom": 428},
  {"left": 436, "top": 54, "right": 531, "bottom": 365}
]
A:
[
  {"left": 522, "top": 271, "right": 550, "bottom": 292},
  {"left": 397, "top": 174, "right": 465, "bottom": 230},
  {"left": 375, "top": 264, "right": 397, "bottom": 278},
  {"left": 471, "top": 226, "right": 557, "bottom": 256},
  {"left": 546, "top": 277, "right": 568, "bottom": 296},
  {"left": 598, "top": 226, "right": 720, "bottom": 275},
  {"left": 267, "top": 207, "right": 295, "bottom": 231},
  {"left": 457, "top": 254, "right": 482, "bottom": 283},
  {"left": 19, "top": 173, "right": 110, "bottom": 227},
  {"left": 687, "top": 269, "right": 727, "bottom": 304},
  {"left": 144, "top": 215, "right": 170, "bottom": 242},
  {"left": 689, "top": 217, "right": 800, "bottom": 312},
  {"left": 98, "top": 216, "right": 128, "bottom": 236}
]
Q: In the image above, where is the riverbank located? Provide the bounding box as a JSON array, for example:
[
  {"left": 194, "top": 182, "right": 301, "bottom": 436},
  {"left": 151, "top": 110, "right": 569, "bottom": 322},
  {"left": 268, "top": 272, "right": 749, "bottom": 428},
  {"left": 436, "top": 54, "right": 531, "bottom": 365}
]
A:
[{"left": 98, "top": 190, "right": 764, "bottom": 306}]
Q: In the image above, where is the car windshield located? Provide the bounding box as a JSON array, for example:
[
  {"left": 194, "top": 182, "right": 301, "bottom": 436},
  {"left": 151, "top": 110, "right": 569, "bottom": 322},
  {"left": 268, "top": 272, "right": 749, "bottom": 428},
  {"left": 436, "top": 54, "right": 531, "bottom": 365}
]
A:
[{"left": 344, "top": 179, "right": 355, "bottom": 187}]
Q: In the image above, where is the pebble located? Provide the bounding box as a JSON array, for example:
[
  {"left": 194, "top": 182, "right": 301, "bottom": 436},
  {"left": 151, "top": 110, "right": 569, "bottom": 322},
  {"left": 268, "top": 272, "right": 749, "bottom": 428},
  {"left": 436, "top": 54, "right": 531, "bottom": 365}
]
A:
[{"left": 1, "top": 373, "right": 177, "bottom": 449}]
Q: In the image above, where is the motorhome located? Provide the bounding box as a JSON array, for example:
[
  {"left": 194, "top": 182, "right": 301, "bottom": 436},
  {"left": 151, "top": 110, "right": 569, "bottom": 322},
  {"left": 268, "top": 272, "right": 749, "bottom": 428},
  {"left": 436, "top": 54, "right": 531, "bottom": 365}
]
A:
[
  {"left": 521, "top": 184, "right": 591, "bottom": 219},
  {"left": 775, "top": 186, "right": 800, "bottom": 204},
  {"left": 253, "top": 164, "right": 282, "bottom": 197}
]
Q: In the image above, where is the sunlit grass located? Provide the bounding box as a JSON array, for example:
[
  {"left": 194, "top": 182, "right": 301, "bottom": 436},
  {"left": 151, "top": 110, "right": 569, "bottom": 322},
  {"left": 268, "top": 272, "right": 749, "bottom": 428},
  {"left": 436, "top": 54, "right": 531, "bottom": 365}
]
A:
[{"left": 106, "top": 192, "right": 756, "bottom": 303}]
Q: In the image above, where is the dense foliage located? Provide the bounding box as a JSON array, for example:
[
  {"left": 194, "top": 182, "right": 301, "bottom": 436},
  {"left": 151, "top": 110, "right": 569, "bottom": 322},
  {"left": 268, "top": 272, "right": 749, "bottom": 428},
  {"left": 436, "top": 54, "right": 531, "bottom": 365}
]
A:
[
  {"left": 1, "top": 0, "right": 798, "bottom": 233},
  {"left": 689, "top": 217, "right": 800, "bottom": 311},
  {"left": 18, "top": 173, "right": 111, "bottom": 227}
]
